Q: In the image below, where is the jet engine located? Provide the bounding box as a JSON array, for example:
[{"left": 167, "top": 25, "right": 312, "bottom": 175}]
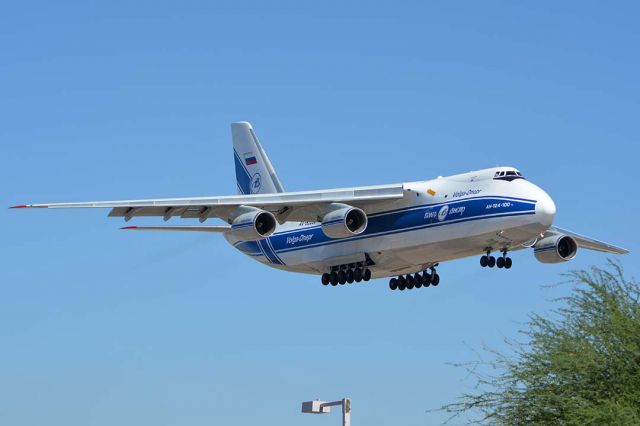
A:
[
  {"left": 230, "top": 207, "right": 277, "bottom": 241},
  {"left": 321, "top": 204, "right": 368, "bottom": 238},
  {"left": 534, "top": 234, "right": 578, "bottom": 264}
]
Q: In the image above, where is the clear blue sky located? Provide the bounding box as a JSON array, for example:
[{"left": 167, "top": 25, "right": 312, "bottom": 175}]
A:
[{"left": 2, "top": 1, "right": 638, "bottom": 425}]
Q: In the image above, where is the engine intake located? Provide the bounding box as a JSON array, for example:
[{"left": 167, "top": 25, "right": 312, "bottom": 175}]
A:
[
  {"left": 321, "top": 205, "right": 368, "bottom": 239},
  {"left": 230, "top": 207, "right": 277, "bottom": 241},
  {"left": 534, "top": 235, "right": 578, "bottom": 264}
]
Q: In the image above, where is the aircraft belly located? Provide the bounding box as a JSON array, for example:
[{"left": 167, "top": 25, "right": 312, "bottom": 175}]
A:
[{"left": 275, "top": 216, "right": 543, "bottom": 276}]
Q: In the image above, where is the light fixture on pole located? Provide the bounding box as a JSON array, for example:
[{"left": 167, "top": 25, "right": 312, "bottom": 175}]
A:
[{"left": 301, "top": 398, "right": 351, "bottom": 426}]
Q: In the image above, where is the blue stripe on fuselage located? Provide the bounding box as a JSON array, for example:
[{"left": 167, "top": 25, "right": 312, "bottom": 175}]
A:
[
  {"left": 258, "top": 239, "right": 284, "bottom": 265},
  {"left": 232, "top": 196, "right": 537, "bottom": 261}
]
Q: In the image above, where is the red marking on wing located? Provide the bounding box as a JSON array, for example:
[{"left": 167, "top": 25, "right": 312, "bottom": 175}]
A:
[
  {"left": 10, "top": 205, "right": 28, "bottom": 209},
  {"left": 120, "top": 226, "right": 138, "bottom": 230}
]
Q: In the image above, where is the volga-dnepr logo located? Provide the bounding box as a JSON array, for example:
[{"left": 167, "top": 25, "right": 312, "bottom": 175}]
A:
[
  {"left": 250, "top": 173, "right": 262, "bottom": 194},
  {"left": 438, "top": 205, "right": 449, "bottom": 221}
]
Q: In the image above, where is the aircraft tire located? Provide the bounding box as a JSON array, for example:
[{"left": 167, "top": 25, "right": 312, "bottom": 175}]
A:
[
  {"left": 321, "top": 273, "right": 330, "bottom": 285},
  {"left": 423, "top": 272, "right": 431, "bottom": 286},
  {"left": 480, "top": 255, "right": 488, "bottom": 267},
  {"left": 346, "top": 269, "right": 354, "bottom": 284},
  {"left": 389, "top": 278, "right": 398, "bottom": 290},
  {"left": 330, "top": 271, "right": 339, "bottom": 286},
  {"left": 431, "top": 273, "right": 440, "bottom": 286},
  {"left": 363, "top": 269, "right": 372, "bottom": 281},
  {"left": 354, "top": 268, "right": 363, "bottom": 282},
  {"left": 406, "top": 275, "right": 415, "bottom": 289},
  {"left": 497, "top": 257, "right": 505, "bottom": 268},
  {"left": 398, "top": 276, "right": 406, "bottom": 290},
  {"left": 488, "top": 256, "right": 496, "bottom": 268},
  {"left": 338, "top": 270, "right": 347, "bottom": 284},
  {"left": 505, "top": 257, "right": 513, "bottom": 269}
]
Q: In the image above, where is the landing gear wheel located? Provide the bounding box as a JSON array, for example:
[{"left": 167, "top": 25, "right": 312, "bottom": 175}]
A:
[
  {"left": 406, "top": 275, "right": 415, "bottom": 289},
  {"left": 354, "top": 268, "right": 363, "bottom": 282},
  {"left": 330, "top": 272, "right": 338, "bottom": 286},
  {"left": 480, "top": 255, "right": 488, "bottom": 267},
  {"left": 414, "top": 273, "right": 423, "bottom": 288},
  {"left": 431, "top": 273, "right": 440, "bottom": 286},
  {"left": 505, "top": 257, "right": 512, "bottom": 269},
  {"left": 398, "top": 276, "right": 406, "bottom": 291},
  {"left": 488, "top": 256, "right": 496, "bottom": 268},
  {"left": 389, "top": 278, "right": 398, "bottom": 290},
  {"left": 363, "top": 269, "right": 372, "bottom": 281},
  {"left": 346, "top": 269, "right": 354, "bottom": 284},
  {"left": 423, "top": 272, "right": 432, "bottom": 286},
  {"left": 496, "top": 257, "right": 505, "bottom": 269},
  {"left": 338, "top": 270, "right": 347, "bottom": 284},
  {"left": 321, "top": 273, "right": 330, "bottom": 285}
]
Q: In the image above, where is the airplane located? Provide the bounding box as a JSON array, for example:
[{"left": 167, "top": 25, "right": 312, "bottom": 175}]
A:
[{"left": 11, "top": 121, "right": 629, "bottom": 291}]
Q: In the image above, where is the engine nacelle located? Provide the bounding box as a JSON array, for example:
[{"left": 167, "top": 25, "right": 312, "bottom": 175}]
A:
[
  {"left": 230, "top": 207, "right": 277, "bottom": 241},
  {"left": 534, "top": 235, "right": 578, "bottom": 264},
  {"left": 321, "top": 205, "right": 368, "bottom": 238}
]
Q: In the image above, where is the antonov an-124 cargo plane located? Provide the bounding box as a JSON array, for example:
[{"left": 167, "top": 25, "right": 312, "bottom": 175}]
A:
[{"left": 12, "top": 122, "right": 629, "bottom": 291}]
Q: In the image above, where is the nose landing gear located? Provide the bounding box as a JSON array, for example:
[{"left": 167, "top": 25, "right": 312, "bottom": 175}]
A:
[
  {"left": 480, "top": 250, "right": 496, "bottom": 268},
  {"left": 481, "top": 249, "right": 512, "bottom": 269},
  {"left": 496, "top": 249, "right": 512, "bottom": 269}
]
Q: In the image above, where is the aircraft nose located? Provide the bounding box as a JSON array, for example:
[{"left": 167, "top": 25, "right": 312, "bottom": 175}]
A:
[{"left": 535, "top": 188, "right": 556, "bottom": 227}]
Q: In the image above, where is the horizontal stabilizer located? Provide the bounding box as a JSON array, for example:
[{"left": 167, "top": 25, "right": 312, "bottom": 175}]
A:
[{"left": 121, "top": 225, "right": 230, "bottom": 233}]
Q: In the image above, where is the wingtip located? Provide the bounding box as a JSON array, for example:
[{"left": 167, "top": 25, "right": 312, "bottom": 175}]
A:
[
  {"left": 9, "top": 205, "right": 28, "bottom": 209},
  {"left": 120, "top": 226, "right": 138, "bottom": 230}
]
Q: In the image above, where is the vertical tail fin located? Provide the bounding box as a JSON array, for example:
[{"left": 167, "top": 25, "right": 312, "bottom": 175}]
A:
[{"left": 231, "top": 121, "right": 285, "bottom": 195}]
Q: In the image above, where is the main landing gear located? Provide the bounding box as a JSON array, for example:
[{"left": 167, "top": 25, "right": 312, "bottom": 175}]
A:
[
  {"left": 480, "top": 249, "right": 512, "bottom": 269},
  {"left": 321, "top": 262, "right": 371, "bottom": 286},
  {"left": 388, "top": 266, "right": 440, "bottom": 291}
]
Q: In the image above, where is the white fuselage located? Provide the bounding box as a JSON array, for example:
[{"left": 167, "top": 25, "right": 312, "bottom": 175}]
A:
[{"left": 225, "top": 167, "right": 556, "bottom": 278}]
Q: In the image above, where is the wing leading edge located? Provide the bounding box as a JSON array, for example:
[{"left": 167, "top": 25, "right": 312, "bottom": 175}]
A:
[
  {"left": 546, "top": 226, "right": 629, "bottom": 254},
  {"left": 11, "top": 183, "right": 405, "bottom": 223}
]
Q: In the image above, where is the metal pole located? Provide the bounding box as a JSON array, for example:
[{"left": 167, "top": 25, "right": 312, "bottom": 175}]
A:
[{"left": 342, "top": 398, "right": 351, "bottom": 426}]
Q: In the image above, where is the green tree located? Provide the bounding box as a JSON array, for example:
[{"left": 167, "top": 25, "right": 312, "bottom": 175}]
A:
[{"left": 439, "top": 262, "right": 640, "bottom": 425}]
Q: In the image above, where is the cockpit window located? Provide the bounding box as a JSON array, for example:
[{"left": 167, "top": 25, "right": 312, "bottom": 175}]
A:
[{"left": 494, "top": 170, "right": 525, "bottom": 182}]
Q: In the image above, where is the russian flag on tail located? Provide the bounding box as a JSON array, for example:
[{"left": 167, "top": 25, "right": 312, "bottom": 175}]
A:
[{"left": 244, "top": 153, "right": 257, "bottom": 165}]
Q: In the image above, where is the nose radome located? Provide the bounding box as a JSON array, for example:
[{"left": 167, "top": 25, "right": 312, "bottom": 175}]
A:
[{"left": 536, "top": 189, "right": 556, "bottom": 226}]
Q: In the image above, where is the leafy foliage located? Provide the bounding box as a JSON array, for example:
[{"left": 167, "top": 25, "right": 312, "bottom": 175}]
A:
[{"left": 439, "top": 262, "right": 640, "bottom": 425}]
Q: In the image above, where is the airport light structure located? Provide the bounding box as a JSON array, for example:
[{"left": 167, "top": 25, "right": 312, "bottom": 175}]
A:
[{"left": 301, "top": 398, "right": 351, "bottom": 426}]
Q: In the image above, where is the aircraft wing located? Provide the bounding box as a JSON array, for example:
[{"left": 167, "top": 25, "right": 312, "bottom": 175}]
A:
[
  {"left": 121, "top": 225, "right": 231, "bottom": 232},
  {"left": 12, "top": 183, "right": 405, "bottom": 223},
  {"left": 546, "top": 226, "right": 629, "bottom": 254}
]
